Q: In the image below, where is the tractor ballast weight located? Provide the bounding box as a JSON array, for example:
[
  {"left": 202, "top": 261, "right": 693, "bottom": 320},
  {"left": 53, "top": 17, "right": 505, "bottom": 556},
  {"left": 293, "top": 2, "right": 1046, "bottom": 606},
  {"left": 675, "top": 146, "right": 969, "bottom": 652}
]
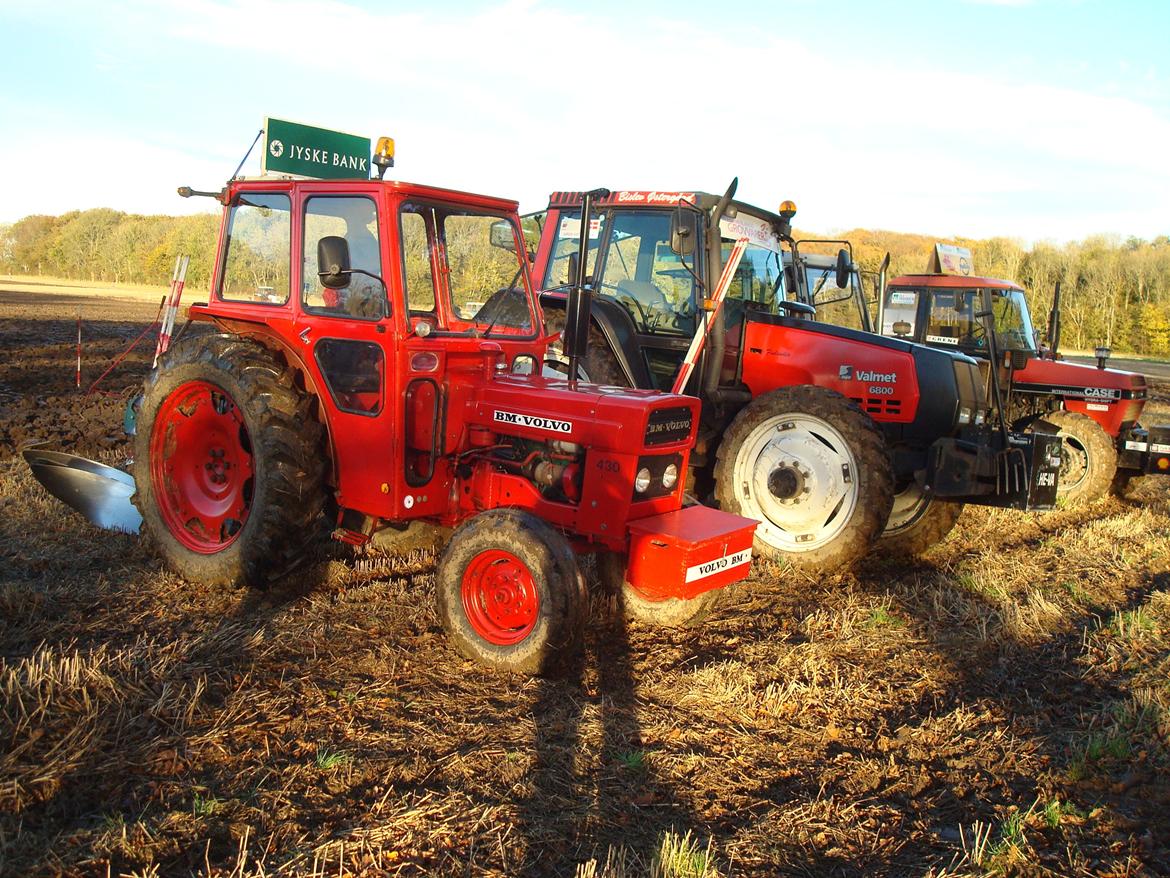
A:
[
  {"left": 532, "top": 189, "right": 1060, "bottom": 568},
  {"left": 126, "top": 176, "right": 756, "bottom": 675}
]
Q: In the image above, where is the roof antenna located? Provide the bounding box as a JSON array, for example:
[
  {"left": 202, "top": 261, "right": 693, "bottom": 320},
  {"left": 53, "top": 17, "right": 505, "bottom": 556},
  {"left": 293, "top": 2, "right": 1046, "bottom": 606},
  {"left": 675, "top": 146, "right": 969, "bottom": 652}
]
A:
[{"left": 231, "top": 129, "right": 264, "bottom": 180}]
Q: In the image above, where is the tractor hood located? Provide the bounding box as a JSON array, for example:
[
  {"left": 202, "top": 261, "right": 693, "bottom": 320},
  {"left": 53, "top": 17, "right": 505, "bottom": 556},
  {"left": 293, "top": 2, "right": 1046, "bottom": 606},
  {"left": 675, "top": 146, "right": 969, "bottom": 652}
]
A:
[
  {"left": 466, "top": 375, "right": 699, "bottom": 453},
  {"left": 1014, "top": 356, "right": 1148, "bottom": 401}
]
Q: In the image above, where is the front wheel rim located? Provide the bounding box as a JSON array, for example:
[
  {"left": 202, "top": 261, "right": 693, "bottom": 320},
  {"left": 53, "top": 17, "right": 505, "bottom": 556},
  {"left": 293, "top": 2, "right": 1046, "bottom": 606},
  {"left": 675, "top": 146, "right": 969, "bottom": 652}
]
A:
[
  {"left": 1057, "top": 433, "right": 1090, "bottom": 492},
  {"left": 461, "top": 550, "right": 539, "bottom": 645},
  {"left": 732, "top": 412, "right": 860, "bottom": 552},
  {"left": 150, "top": 380, "right": 254, "bottom": 553},
  {"left": 885, "top": 481, "right": 931, "bottom": 535}
]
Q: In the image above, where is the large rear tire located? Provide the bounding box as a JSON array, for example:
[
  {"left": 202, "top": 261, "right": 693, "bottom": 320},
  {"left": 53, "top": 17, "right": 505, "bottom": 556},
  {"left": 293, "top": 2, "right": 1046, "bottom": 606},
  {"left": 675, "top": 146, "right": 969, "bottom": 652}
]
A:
[
  {"left": 878, "top": 481, "right": 963, "bottom": 557},
  {"left": 714, "top": 387, "right": 894, "bottom": 573},
  {"left": 133, "top": 334, "right": 326, "bottom": 588},
  {"left": 435, "top": 508, "right": 586, "bottom": 675},
  {"left": 541, "top": 309, "right": 628, "bottom": 386},
  {"left": 1041, "top": 410, "right": 1117, "bottom": 505},
  {"left": 596, "top": 551, "right": 719, "bottom": 628}
]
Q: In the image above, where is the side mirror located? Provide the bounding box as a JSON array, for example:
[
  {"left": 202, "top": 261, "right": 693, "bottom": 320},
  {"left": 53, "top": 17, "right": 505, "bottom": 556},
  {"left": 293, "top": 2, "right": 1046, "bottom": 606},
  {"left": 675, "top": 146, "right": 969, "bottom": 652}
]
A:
[
  {"left": 893, "top": 320, "right": 912, "bottom": 337},
  {"left": 566, "top": 251, "right": 580, "bottom": 286},
  {"left": 317, "top": 236, "right": 351, "bottom": 289},
  {"left": 834, "top": 248, "right": 851, "bottom": 290},
  {"left": 489, "top": 219, "right": 517, "bottom": 253},
  {"left": 670, "top": 207, "right": 697, "bottom": 256}
]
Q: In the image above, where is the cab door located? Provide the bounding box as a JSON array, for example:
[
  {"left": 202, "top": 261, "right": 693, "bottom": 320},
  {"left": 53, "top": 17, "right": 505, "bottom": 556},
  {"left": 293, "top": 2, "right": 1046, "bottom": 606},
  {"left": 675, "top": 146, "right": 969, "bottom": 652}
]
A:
[{"left": 293, "top": 186, "right": 399, "bottom": 519}]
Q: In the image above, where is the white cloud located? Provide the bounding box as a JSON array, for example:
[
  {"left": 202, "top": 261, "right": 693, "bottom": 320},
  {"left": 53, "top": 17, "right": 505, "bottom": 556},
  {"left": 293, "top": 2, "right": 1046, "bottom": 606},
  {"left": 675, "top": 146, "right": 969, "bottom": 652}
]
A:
[{"left": 1, "top": 0, "right": 1167, "bottom": 242}]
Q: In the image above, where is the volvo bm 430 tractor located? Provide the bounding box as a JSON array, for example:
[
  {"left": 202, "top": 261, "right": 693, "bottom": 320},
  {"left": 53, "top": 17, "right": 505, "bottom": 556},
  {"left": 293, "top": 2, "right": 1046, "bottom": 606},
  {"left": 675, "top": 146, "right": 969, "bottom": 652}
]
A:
[{"left": 134, "top": 171, "right": 756, "bottom": 675}]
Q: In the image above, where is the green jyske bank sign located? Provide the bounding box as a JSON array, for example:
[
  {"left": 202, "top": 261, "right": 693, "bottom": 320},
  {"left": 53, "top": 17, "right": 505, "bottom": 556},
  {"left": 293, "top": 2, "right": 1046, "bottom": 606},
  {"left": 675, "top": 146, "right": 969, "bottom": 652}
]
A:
[{"left": 262, "top": 118, "right": 372, "bottom": 179}]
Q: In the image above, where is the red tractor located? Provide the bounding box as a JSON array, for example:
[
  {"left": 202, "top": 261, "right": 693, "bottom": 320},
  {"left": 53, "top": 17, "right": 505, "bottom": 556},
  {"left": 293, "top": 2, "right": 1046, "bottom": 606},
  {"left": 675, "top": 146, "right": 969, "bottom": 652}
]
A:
[
  {"left": 132, "top": 173, "right": 757, "bottom": 675},
  {"left": 875, "top": 272, "right": 1170, "bottom": 503},
  {"left": 526, "top": 183, "right": 1061, "bottom": 570}
]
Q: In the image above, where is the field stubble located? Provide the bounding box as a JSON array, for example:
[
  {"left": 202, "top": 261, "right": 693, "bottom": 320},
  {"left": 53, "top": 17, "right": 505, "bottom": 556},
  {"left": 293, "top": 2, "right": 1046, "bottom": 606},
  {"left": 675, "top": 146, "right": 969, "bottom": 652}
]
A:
[{"left": 2, "top": 282, "right": 1170, "bottom": 877}]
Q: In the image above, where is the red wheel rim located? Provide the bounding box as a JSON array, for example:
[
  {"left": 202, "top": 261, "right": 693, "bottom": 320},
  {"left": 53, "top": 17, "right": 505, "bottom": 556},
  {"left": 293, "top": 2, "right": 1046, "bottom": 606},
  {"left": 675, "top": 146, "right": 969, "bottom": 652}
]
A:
[
  {"left": 149, "top": 380, "right": 254, "bottom": 553},
  {"left": 461, "top": 550, "right": 539, "bottom": 646}
]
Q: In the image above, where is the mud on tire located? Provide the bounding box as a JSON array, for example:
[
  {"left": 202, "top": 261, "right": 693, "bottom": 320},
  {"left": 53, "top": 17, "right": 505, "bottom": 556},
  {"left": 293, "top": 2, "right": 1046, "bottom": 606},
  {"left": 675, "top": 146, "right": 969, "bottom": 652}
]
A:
[
  {"left": 541, "top": 308, "right": 628, "bottom": 386},
  {"left": 133, "top": 334, "right": 326, "bottom": 588},
  {"left": 435, "top": 508, "right": 586, "bottom": 675},
  {"left": 714, "top": 386, "right": 894, "bottom": 574},
  {"left": 1042, "top": 410, "right": 1118, "bottom": 505},
  {"left": 596, "top": 551, "right": 719, "bottom": 628}
]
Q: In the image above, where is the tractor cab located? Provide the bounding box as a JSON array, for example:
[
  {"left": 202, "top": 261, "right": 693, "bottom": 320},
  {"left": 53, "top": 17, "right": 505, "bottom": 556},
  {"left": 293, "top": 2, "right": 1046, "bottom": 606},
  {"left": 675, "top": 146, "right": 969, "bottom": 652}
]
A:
[
  {"left": 877, "top": 275, "right": 1038, "bottom": 359},
  {"left": 877, "top": 272, "right": 1169, "bottom": 500}
]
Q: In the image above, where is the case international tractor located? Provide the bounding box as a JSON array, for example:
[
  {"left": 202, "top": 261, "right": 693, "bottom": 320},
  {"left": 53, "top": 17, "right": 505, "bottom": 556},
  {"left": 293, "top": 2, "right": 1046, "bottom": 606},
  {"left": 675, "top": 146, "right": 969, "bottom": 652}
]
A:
[
  {"left": 526, "top": 183, "right": 1061, "bottom": 571},
  {"left": 124, "top": 153, "right": 757, "bottom": 675},
  {"left": 873, "top": 272, "right": 1170, "bottom": 503}
]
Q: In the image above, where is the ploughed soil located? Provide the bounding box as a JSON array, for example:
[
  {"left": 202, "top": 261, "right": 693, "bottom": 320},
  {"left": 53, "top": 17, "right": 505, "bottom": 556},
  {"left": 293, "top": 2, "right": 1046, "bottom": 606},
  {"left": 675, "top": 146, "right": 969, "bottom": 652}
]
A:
[{"left": 2, "top": 280, "right": 1170, "bottom": 877}]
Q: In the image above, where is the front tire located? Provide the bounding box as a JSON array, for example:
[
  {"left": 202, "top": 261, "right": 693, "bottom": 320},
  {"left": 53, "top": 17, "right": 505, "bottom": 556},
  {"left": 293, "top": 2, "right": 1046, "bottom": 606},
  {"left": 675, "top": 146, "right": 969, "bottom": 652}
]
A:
[
  {"left": 878, "top": 481, "right": 963, "bottom": 557},
  {"left": 435, "top": 509, "right": 586, "bottom": 675},
  {"left": 1041, "top": 410, "right": 1117, "bottom": 505},
  {"left": 133, "top": 334, "right": 326, "bottom": 588},
  {"left": 714, "top": 387, "right": 894, "bottom": 573},
  {"left": 596, "top": 552, "right": 719, "bottom": 627}
]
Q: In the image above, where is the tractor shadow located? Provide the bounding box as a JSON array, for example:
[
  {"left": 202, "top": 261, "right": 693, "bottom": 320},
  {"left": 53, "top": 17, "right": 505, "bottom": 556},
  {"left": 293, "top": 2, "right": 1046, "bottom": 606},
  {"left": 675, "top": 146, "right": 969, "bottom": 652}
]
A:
[{"left": 519, "top": 595, "right": 708, "bottom": 876}]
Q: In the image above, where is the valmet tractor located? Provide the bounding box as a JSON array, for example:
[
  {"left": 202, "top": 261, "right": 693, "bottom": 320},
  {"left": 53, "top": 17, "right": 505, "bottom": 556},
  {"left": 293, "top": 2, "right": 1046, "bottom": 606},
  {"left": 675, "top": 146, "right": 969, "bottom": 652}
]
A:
[
  {"left": 132, "top": 168, "right": 757, "bottom": 675},
  {"left": 526, "top": 183, "right": 1061, "bottom": 569},
  {"left": 875, "top": 272, "right": 1170, "bottom": 503}
]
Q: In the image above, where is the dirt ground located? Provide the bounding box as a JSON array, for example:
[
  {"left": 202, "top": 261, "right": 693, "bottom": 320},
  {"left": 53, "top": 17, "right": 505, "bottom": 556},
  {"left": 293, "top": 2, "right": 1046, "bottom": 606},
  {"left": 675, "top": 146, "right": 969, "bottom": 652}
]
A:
[{"left": 2, "top": 281, "right": 1170, "bottom": 877}]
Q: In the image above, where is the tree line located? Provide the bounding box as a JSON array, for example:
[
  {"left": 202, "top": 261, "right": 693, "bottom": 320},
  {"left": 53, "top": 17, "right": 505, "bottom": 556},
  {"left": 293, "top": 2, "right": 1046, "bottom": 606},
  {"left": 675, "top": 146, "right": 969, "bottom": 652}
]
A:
[{"left": 2, "top": 208, "right": 1168, "bottom": 356}]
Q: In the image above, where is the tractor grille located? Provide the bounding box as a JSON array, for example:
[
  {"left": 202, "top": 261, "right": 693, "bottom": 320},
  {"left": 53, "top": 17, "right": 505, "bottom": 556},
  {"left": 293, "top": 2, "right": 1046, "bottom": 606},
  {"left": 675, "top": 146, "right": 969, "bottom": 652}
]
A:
[
  {"left": 644, "top": 406, "right": 693, "bottom": 446},
  {"left": 850, "top": 397, "right": 902, "bottom": 417}
]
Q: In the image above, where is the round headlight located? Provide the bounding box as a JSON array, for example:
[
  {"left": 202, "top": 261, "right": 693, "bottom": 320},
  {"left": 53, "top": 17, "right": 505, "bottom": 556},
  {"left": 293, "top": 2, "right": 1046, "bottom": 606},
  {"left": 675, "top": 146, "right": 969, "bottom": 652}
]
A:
[
  {"left": 662, "top": 463, "right": 679, "bottom": 489},
  {"left": 634, "top": 467, "right": 652, "bottom": 493}
]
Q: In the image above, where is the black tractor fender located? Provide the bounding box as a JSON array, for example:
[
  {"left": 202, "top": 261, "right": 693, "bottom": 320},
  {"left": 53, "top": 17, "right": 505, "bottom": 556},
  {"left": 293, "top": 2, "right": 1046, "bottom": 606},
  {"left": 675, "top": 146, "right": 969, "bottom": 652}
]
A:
[{"left": 539, "top": 290, "right": 652, "bottom": 388}]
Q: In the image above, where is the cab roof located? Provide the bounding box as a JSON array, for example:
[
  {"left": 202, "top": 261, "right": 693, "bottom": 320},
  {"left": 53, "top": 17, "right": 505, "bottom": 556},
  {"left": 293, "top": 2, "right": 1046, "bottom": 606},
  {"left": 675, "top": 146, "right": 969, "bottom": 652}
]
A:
[
  {"left": 889, "top": 273, "right": 1025, "bottom": 292},
  {"left": 545, "top": 190, "right": 788, "bottom": 226},
  {"left": 228, "top": 177, "right": 519, "bottom": 212}
]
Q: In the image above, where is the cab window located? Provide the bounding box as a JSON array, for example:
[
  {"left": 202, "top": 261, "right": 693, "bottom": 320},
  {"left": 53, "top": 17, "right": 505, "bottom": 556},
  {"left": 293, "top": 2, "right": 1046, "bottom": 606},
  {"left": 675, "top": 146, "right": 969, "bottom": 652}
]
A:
[
  {"left": 925, "top": 289, "right": 983, "bottom": 347},
  {"left": 541, "top": 210, "right": 605, "bottom": 290},
  {"left": 302, "top": 196, "right": 385, "bottom": 319},
  {"left": 882, "top": 289, "right": 921, "bottom": 338},
  {"left": 804, "top": 262, "right": 867, "bottom": 331},
  {"left": 219, "top": 193, "right": 291, "bottom": 304},
  {"left": 595, "top": 210, "right": 696, "bottom": 335},
  {"left": 400, "top": 209, "right": 437, "bottom": 314},
  {"left": 399, "top": 202, "right": 536, "bottom": 336}
]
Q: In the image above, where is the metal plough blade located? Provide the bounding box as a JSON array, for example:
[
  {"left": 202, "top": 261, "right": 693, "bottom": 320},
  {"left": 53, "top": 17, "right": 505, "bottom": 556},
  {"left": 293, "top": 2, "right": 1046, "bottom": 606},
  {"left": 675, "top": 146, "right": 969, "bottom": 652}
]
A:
[{"left": 23, "top": 447, "right": 142, "bottom": 534}]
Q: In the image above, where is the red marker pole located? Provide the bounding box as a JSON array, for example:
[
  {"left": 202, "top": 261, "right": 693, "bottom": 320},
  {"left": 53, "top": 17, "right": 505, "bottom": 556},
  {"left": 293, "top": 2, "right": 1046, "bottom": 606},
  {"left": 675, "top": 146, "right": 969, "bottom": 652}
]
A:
[
  {"left": 153, "top": 255, "right": 188, "bottom": 367},
  {"left": 76, "top": 313, "right": 82, "bottom": 390},
  {"left": 671, "top": 237, "right": 749, "bottom": 395}
]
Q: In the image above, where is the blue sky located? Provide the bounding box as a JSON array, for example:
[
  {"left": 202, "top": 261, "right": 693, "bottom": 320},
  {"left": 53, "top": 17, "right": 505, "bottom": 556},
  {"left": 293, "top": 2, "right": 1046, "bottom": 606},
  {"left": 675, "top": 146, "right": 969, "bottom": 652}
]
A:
[{"left": 1, "top": 0, "right": 1167, "bottom": 242}]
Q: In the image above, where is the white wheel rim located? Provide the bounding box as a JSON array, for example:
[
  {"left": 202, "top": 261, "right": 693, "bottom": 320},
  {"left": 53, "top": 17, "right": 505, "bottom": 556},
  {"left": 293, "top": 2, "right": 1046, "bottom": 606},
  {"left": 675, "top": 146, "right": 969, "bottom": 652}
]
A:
[
  {"left": 1057, "top": 432, "right": 1090, "bottom": 491},
  {"left": 731, "top": 412, "right": 860, "bottom": 553},
  {"left": 885, "top": 481, "right": 931, "bottom": 535}
]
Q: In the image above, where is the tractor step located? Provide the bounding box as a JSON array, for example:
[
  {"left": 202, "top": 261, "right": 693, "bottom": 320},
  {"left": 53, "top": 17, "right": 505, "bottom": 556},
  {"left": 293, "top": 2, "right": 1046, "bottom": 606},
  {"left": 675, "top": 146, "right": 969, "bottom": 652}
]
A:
[{"left": 625, "top": 505, "right": 757, "bottom": 601}]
